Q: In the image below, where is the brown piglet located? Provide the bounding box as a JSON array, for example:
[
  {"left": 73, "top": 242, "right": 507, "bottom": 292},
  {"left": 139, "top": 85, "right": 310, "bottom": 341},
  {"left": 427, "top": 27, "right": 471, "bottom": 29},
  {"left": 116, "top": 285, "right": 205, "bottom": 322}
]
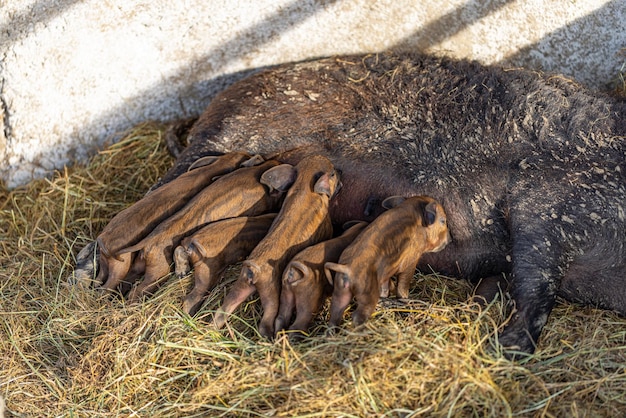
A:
[
  {"left": 103, "top": 160, "right": 296, "bottom": 301},
  {"left": 95, "top": 151, "right": 255, "bottom": 288},
  {"left": 174, "top": 213, "right": 277, "bottom": 316},
  {"left": 213, "top": 154, "right": 341, "bottom": 338},
  {"left": 274, "top": 221, "right": 368, "bottom": 339},
  {"left": 324, "top": 195, "right": 451, "bottom": 329}
]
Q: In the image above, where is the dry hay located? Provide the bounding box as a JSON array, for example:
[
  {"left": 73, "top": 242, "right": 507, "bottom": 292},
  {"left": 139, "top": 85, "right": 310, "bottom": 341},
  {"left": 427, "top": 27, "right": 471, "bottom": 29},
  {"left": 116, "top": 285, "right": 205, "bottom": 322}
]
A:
[{"left": 1, "top": 122, "right": 626, "bottom": 417}]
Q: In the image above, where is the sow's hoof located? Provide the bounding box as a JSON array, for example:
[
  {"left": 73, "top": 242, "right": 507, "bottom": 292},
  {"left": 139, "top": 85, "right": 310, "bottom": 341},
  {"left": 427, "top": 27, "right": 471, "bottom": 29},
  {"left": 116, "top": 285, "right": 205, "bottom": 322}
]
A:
[{"left": 497, "top": 321, "right": 538, "bottom": 360}]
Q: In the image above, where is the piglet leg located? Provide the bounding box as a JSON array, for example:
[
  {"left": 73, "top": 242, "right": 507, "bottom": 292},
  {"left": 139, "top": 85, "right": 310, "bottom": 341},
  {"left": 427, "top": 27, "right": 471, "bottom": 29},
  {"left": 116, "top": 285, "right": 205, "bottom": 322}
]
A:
[
  {"left": 100, "top": 253, "right": 134, "bottom": 291},
  {"left": 213, "top": 278, "right": 257, "bottom": 328},
  {"left": 127, "top": 259, "right": 172, "bottom": 302},
  {"left": 274, "top": 287, "right": 296, "bottom": 334},
  {"left": 256, "top": 279, "right": 281, "bottom": 339},
  {"left": 395, "top": 262, "right": 418, "bottom": 300},
  {"left": 328, "top": 286, "right": 352, "bottom": 329},
  {"left": 182, "top": 263, "right": 227, "bottom": 316}
]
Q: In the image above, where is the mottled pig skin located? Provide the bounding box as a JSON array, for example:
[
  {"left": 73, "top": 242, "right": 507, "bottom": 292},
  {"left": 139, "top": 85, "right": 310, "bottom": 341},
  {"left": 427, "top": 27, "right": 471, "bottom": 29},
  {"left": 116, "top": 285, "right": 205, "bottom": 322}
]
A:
[
  {"left": 105, "top": 160, "right": 294, "bottom": 301},
  {"left": 274, "top": 221, "right": 368, "bottom": 338},
  {"left": 78, "top": 51, "right": 626, "bottom": 356},
  {"left": 325, "top": 196, "right": 451, "bottom": 328},
  {"left": 94, "top": 152, "right": 253, "bottom": 288},
  {"left": 174, "top": 213, "right": 277, "bottom": 316},
  {"left": 213, "top": 155, "right": 340, "bottom": 338}
]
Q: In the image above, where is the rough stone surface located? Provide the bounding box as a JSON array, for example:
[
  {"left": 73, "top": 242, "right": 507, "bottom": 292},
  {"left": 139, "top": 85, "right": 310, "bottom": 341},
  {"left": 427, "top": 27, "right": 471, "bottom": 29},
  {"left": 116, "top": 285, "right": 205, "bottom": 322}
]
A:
[{"left": 0, "top": 0, "right": 624, "bottom": 187}]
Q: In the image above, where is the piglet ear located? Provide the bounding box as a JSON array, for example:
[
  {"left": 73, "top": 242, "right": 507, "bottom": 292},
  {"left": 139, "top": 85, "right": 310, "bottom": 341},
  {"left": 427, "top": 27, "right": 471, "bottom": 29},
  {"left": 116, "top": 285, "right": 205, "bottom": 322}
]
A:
[
  {"left": 189, "top": 239, "right": 209, "bottom": 259},
  {"left": 324, "top": 262, "right": 337, "bottom": 285},
  {"left": 342, "top": 220, "right": 366, "bottom": 230},
  {"left": 423, "top": 201, "right": 438, "bottom": 226},
  {"left": 382, "top": 196, "right": 406, "bottom": 210},
  {"left": 314, "top": 171, "right": 340, "bottom": 198},
  {"left": 187, "top": 155, "right": 219, "bottom": 171},
  {"left": 284, "top": 261, "right": 310, "bottom": 284},
  {"left": 240, "top": 154, "right": 265, "bottom": 167},
  {"left": 324, "top": 262, "right": 352, "bottom": 288},
  {"left": 314, "top": 173, "right": 332, "bottom": 197},
  {"left": 260, "top": 164, "right": 296, "bottom": 193},
  {"left": 242, "top": 260, "right": 261, "bottom": 285}
]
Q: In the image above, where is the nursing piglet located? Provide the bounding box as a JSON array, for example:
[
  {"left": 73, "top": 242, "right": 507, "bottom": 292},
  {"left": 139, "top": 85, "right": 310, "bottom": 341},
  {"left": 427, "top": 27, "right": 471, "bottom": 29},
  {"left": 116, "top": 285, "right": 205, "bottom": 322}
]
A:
[
  {"left": 325, "top": 195, "right": 451, "bottom": 328},
  {"left": 104, "top": 160, "right": 296, "bottom": 301},
  {"left": 174, "top": 213, "right": 277, "bottom": 316},
  {"left": 275, "top": 221, "right": 368, "bottom": 338},
  {"left": 213, "top": 155, "right": 340, "bottom": 338},
  {"left": 94, "top": 151, "right": 254, "bottom": 288}
]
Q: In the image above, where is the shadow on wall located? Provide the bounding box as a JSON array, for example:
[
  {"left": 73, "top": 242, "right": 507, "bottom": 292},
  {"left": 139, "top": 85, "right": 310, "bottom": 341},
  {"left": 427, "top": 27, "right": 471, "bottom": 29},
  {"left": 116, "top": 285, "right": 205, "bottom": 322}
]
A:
[
  {"left": 162, "top": 0, "right": 345, "bottom": 110},
  {"left": 101, "top": 0, "right": 622, "bottom": 136},
  {"left": 56, "top": 0, "right": 348, "bottom": 149},
  {"left": 504, "top": 4, "right": 625, "bottom": 90},
  {"left": 2, "top": 0, "right": 624, "bottom": 183},
  {"left": 1, "top": 0, "right": 84, "bottom": 153},
  {"left": 392, "top": 0, "right": 624, "bottom": 89},
  {"left": 392, "top": 0, "right": 516, "bottom": 52},
  {"left": 1, "top": 0, "right": 82, "bottom": 43}
]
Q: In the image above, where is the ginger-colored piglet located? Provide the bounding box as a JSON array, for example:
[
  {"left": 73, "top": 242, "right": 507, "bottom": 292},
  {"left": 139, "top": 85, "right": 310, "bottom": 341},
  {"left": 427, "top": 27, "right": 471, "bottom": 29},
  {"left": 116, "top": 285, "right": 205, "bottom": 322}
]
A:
[
  {"left": 275, "top": 221, "right": 368, "bottom": 338},
  {"left": 95, "top": 152, "right": 255, "bottom": 288},
  {"left": 213, "top": 155, "right": 341, "bottom": 339},
  {"left": 324, "top": 195, "right": 451, "bottom": 328},
  {"left": 105, "top": 160, "right": 296, "bottom": 301},
  {"left": 174, "top": 213, "right": 277, "bottom": 316}
]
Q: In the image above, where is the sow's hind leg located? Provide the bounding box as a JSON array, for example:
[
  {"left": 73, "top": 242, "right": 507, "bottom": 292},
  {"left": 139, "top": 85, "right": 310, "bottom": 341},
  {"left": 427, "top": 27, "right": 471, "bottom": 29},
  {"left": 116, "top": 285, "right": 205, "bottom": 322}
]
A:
[{"left": 497, "top": 208, "right": 568, "bottom": 357}]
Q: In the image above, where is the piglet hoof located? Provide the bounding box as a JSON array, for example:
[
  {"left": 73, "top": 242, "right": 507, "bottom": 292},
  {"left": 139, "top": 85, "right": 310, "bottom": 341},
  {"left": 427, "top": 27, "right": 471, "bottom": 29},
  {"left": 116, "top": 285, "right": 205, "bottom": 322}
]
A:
[
  {"left": 212, "top": 311, "right": 228, "bottom": 329},
  {"left": 258, "top": 323, "right": 275, "bottom": 340},
  {"left": 126, "top": 287, "right": 147, "bottom": 304},
  {"left": 182, "top": 296, "right": 204, "bottom": 317},
  {"left": 286, "top": 330, "right": 308, "bottom": 343}
]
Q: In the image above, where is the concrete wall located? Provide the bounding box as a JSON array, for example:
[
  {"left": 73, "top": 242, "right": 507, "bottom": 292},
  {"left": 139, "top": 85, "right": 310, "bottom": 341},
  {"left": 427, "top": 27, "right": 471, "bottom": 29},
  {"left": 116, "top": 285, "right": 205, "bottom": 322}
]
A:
[{"left": 1, "top": 0, "right": 624, "bottom": 188}]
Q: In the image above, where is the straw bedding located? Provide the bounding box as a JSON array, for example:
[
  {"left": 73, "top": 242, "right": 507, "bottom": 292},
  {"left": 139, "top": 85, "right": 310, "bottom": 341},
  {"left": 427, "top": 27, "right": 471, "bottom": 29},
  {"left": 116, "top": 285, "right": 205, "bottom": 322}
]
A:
[{"left": 1, "top": 121, "right": 625, "bottom": 417}]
